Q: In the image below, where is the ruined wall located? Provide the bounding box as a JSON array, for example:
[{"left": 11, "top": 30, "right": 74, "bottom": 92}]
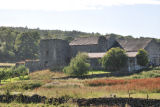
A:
[
  {"left": 39, "top": 39, "right": 71, "bottom": 69},
  {"left": 89, "top": 58, "right": 103, "bottom": 70},
  {"left": 25, "top": 60, "right": 41, "bottom": 72},
  {"left": 126, "top": 57, "right": 144, "bottom": 72},
  {"left": 98, "top": 36, "right": 108, "bottom": 52},
  {"left": 70, "top": 36, "right": 113, "bottom": 57},
  {"left": 106, "top": 36, "right": 117, "bottom": 50},
  {"left": 70, "top": 44, "right": 100, "bottom": 57}
]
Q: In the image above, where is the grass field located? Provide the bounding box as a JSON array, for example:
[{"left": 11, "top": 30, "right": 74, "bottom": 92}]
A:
[
  {"left": 1, "top": 68, "right": 160, "bottom": 106},
  {"left": 88, "top": 70, "right": 110, "bottom": 75},
  {"left": 1, "top": 75, "right": 29, "bottom": 84}
]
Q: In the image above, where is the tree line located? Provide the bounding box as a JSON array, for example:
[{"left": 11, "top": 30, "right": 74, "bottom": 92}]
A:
[
  {"left": 0, "top": 27, "right": 102, "bottom": 62},
  {"left": 0, "top": 26, "right": 157, "bottom": 62}
]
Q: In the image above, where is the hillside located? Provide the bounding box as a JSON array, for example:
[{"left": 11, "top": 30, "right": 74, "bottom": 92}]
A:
[{"left": 0, "top": 26, "right": 156, "bottom": 62}]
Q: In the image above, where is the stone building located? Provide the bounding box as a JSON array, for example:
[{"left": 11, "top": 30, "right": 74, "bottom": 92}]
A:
[
  {"left": 26, "top": 39, "right": 71, "bottom": 72},
  {"left": 39, "top": 39, "right": 70, "bottom": 69},
  {"left": 117, "top": 38, "right": 160, "bottom": 72},
  {"left": 69, "top": 36, "right": 117, "bottom": 57},
  {"left": 26, "top": 36, "right": 160, "bottom": 72}
]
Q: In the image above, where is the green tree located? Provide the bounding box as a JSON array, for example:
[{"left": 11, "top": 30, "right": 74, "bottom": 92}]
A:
[
  {"left": 101, "top": 47, "right": 128, "bottom": 71},
  {"left": 0, "top": 27, "right": 18, "bottom": 61},
  {"left": 136, "top": 49, "right": 149, "bottom": 66},
  {"left": 14, "top": 31, "right": 40, "bottom": 60},
  {"left": 63, "top": 52, "right": 90, "bottom": 76}
]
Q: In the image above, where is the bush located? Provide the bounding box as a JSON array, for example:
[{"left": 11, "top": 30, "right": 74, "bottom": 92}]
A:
[
  {"left": 136, "top": 49, "right": 149, "bottom": 66},
  {"left": 101, "top": 47, "right": 128, "bottom": 71},
  {"left": 0, "top": 65, "right": 29, "bottom": 84},
  {"left": 22, "top": 82, "right": 42, "bottom": 90},
  {"left": 63, "top": 52, "right": 90, "bottom": 76},
  {"left": 12, "top": 65, "right": 29, "bottom": 80},
  {"left": 0, "top": 71, "right": 6, "bottom": 84},
  {"left": 0, "top": 81, "right": 42, "bottom": 91}
]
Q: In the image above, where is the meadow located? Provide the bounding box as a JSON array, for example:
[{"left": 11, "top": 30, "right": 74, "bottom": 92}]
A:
[{"left": 0, "top": 67, "right": 160, "bottom": 106}]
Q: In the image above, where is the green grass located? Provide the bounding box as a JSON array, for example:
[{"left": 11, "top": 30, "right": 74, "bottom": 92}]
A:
[
  {"left": 0, "top": 68, "right": 11, "bottom": 72},
  {"left": 88, "top": 70, "right": 110, "bottom": 75},
  {"left": 126, "top": 69, "right": 160, "bottom": 79},
  {"left": 1, "top": 75, "right": 29, "bottom": 84},
  {"left": 0, "top": 103, "right": 77, "bottom": 107},
  {"left": 0, "top": 80, "right": 42, "bottom": 91},
  {"left": 1, "top": 68, "right": 160, "bottom": 106}
]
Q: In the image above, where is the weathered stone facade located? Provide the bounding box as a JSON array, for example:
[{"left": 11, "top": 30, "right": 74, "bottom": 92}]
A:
[
  {"left": 26, "top": 36, "right": 160, "bottom": 72},
  {"left": 39, "top": 39, "right": 71, "bottom": 69},
  {"left": 144, "top": 39, "right": 160, "bottom": 66}
]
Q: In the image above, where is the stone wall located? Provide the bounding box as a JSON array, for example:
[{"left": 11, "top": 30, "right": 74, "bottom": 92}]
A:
[
  {"left": 98, "top": 36, "right": 108, "bottom": 51},
  {"left": 25, "top": 60, "right": 41, "bottom": 73},
  {"left": 89, "top": 58, "right": 103, "bottom": 70},
  {"left": 127, "top": 57, "right": 144, "bottom": 72},
  {"left": 145, "top": 40, "right": 160, "bottom": 66},
  {"left": 70, "top": 36, "right": 115, "bottom": 57},
  {"left": 70, "top": 44, "right": 100, "bottom": 57},
  {"left": 106, "top": 36, "right": 116, "bottom": 50},
  {"left": 39, "top": 39, "right": 71, "bottom": 69}
]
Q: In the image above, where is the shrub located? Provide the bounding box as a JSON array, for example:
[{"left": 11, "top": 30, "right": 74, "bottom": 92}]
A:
[
  {"left": 12, "top": 65, "right": 29, "bottom": 80},
  {"left": 136, "top": 49, "right": 149, "bottom": 66},
  {"left": 87, "top": 79, "right": 127, "bottom": 86},
  {"left": 1, "top": 81, "right": 42, "bottom": 91},
  {"left": 101, "top": 47, "right": 128, "bottom": 71},
  {"left": 63, "top": 52, "right": 90, "bottom": 76},
  {"left": 0, "top": 70, "right": 6, "bottom": 84},
  {"left": 22, "top": 82, "right": 42, "bottom": 90}
]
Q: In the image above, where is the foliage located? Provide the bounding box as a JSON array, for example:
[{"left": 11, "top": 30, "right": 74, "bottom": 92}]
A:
[
  {"left": 131, "top": 69, "right": 160, "bottom": 79},
  {"left": 87, "top": 79, "right": 127, "bottom": 86},
  {"left": 14, "top": 31, "right": 40, "bottom": 60},
  {"left": 0, "top": 26, "right": 138, "bottom": 62},
  {"left": 13, "top": 65, "right": 29, "bottom": 80},
  {"left": 0, "top": 65, "right": 29, "bottom": 84},
  {"left": 101, "top": 47, "right": 128, "bottom": 71},
  {"left": 63, "top": 52, "right": 90, "bottom": 76},
  {"left": 0, "top": 70, "right": 6, "bottom": 84},
  {"left": 136, "top": 49, "right": 149, "bottom": 66},
  {"left": 22, "top": 82, "right": 42, "bottom": 90},
  {"left": 86, "top": 78, "right": 160, "bottom": 93},
  {"left": 1, "top": 81, "right": 42, "bottom": 91},
  {"left": 88, "top": 70, "right": 110, "bottom": 75}
]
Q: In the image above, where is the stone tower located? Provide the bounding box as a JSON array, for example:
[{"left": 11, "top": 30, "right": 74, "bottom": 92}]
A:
[{"left": 39, "top": 39, "right": 70, "bottom": 69}]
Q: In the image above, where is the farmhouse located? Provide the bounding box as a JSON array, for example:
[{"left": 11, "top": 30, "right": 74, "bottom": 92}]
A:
[
  {"left": 25, "top": 36, "right": 160, "bottom": 72},
  {"left": 117, "top": 38, "right": 160, "bottom": 72}
]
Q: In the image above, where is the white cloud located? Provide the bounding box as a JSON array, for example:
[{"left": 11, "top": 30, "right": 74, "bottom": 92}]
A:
[{"left": 0, "top": 0, "right": 160, "bottom": 11}]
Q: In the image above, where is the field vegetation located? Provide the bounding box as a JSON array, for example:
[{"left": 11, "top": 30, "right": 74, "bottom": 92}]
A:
[{"left": 0, "top": 66, "right": 160, "bottom": 106}]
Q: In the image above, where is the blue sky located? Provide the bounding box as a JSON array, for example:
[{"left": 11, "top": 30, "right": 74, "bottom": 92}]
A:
[{"left": 0, "top": 0, "right": 160, "bottom": 38}]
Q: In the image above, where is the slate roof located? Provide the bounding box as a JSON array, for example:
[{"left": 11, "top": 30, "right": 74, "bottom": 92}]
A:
[
  {"left": 69, "top": 36, "right": 112, "bottom": 46},
  {"left": 117, "top": 38, "right": 153, "bottom": 52},
  {"left": 88, "top": 52, "right": 106, "bottom": 58},
  {"left": 88, "top": 52, "right": 137, "bottom": 58},
  {"left": 69, "top": 36, "right": 100, "bottom": 45}
]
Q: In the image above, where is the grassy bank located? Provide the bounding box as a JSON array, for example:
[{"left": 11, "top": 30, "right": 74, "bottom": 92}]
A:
[{"left": 0, "top": 67, "right": 160, "bottom": 106}]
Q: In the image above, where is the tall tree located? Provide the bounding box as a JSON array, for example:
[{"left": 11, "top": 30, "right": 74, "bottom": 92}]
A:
[
  {"left": 136, "top": 49, "right": 149, "bottom": 66},
  {"left": 101, "top": 47, "right": 128, "bottom": 71},
  {"left": 15, "top": 31, "right": 40, "bottom": 60}
]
